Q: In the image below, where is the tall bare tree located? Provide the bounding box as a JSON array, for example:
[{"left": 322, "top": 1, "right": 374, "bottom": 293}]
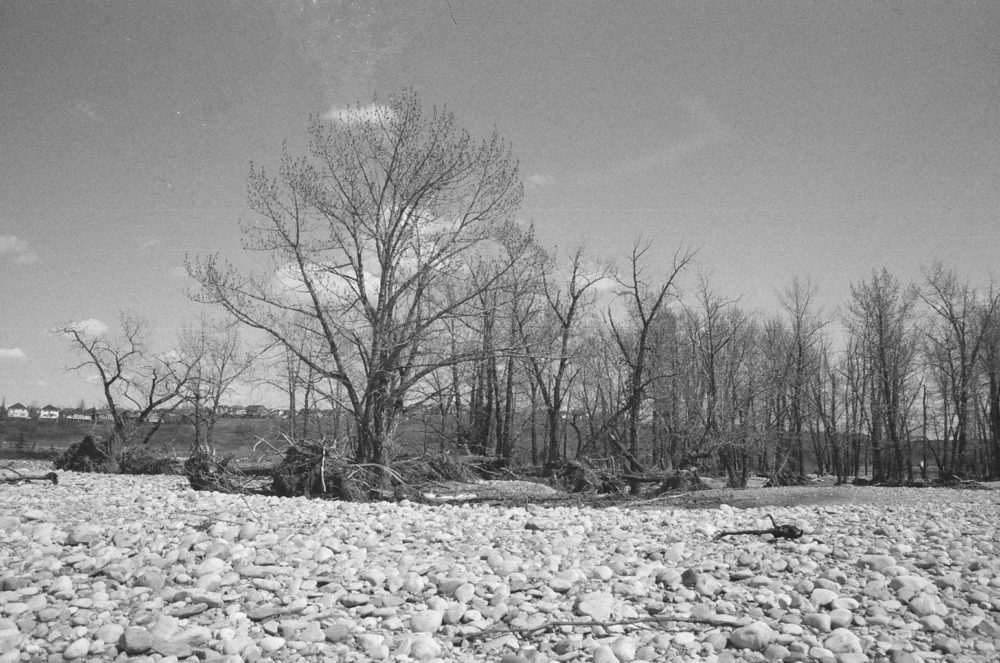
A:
[
  {"left": 607, "top": 242, "right": 693, "bottom": 481},
  {"left": 919, "top": 263, "right": 1000, "bottom": 476},
  {"left": 188, "top": 89, "right": 525, "bottom": 468},
  {"left": 780, "top": 278, "right": 827, "bottom": 474},
  {"left": 845, "top": 268, "right": 919, "bottom": 481},
  {"left": 978, "top": 291, "right": 1000, "bottom": 478},
  {"left": 59, "top": 313, "right": 190, "bottom": 462},
  {"left": 177, "top": 315, "right": 257, "bottom": 455},
  {"left": 520, "top": 246, "right": 610, "bottom": 466}
]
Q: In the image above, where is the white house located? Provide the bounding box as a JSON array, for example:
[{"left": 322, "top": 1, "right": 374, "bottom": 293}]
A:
[
  {"left": 39, "top": 405, "right": 61, "bottom": 420},
  {"left": 64, "top": 409, "right": 94, "bottom": 422},
  {"left": 6, "top": 402, "right": 30, "bottom": 419}
]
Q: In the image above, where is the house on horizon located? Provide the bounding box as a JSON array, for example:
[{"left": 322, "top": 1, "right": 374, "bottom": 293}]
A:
[
  {"left": 244, "top": 404, "right": 270, "bottom": 418},
  {"left": 64, "top": 409, "right": 95, "bottom": 422},
  {"left": 6, "top": 403, "right": 30, "bottom": 419},
  {"left": 39, "top": 405, "right": 61, "bottom": 420}
]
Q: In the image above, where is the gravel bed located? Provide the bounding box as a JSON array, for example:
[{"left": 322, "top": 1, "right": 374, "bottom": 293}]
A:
[{"left": 1, "top": 465, "right": 999, "bottom": 663}]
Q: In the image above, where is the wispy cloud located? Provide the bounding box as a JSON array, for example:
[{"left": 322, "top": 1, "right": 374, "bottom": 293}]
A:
[
  {"left": 611, "top": 95, "right": 734, "bottom": 177},
  {"left": 0, "top": 235, "right": 39, "bottom": 264},
  {"left": 526, "top": 173, "right": 553, "bottom": 190},
  {"left": 63, "top": 318, "right": 109, "bottom": 338},
  {"left": 138, "top": 237, "right": 162, "bottom": 250},
  {"left": 321, "top": 103, "right": 395, "bottom": 125},
  {"left": 74, "top": 99, "right": 104, "bottom": 123},
  {"left": 0, "top": 348, "right": 25, "bottom": 360},
  {"left": 168, "top": 265, "right": 188, "bottom": 279}
]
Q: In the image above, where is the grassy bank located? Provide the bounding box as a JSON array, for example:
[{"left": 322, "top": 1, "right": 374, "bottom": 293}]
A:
[{"left": 0, "top": 417, "right": 294, "bottom": 462}]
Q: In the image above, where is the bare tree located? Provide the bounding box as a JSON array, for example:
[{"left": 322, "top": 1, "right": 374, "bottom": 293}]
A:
[
  {"left": 779, "top": 278, "right": 827, "bottom": 475},
  {"left": 845, "top": 268, "right": 919, "bottom": 482},
  {"left": 177, "top": 315, "right": 257, "bottom": 456},
  {"left": 520, "top": 246, "right": 611, "bottom": 466},
  {"left": 919, "top": 263, "right": 1000, "bottom": 476},
  {"left": 59, "top": 313, "right": 190, "bottom": 462},
  {"left": 188, "top": 89, "right": 525, "bottom": 468},
  {"left": 978, "top": 289, "right": 1000, "bottom": 478},
  {"left": 681, "top": 276, "right": 755, "bottom": 484},
  {"left": 607, "top": 242, "right": 693, "bottom": 482}
]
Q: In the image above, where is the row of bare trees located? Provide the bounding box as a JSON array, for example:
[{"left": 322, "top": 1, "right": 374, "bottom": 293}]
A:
[
  {"left": 59, "top": 314, "right": 256, "bottom": 460},
  {"left": 61, "top": 90, "right": 1000, "bottom": 483}
]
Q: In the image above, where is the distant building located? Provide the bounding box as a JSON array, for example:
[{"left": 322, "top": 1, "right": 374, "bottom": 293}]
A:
[
  {"left": 39, "top": 405, "right": 61, "bottom": 420},
  {"left": 64, "top": 409, "right": 94, "bottom": 422},
  {"left": 6, "top": 403, "right": 30, "bottom": 419},
  {"left": 245, "top": 404, "right": 270, "bottom": 418}
]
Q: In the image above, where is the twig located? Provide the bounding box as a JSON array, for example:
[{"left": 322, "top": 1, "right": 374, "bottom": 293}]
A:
[
  {"left": 463, "top": 613, "right": 726, "bottom": 642},
  {"left": 320, "top": 445, "right": 327, "bottom": 495},
  {"left": 239, "top": 493, "right": 263, "bottom": 524}
]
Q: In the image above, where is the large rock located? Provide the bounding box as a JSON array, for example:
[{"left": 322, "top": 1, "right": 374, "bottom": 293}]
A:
[
  {"left": 728, "top": 621, "right": 774, "bottom": 651},
  {"left": 574, "top": 592, "right": 616, "bottom": 621},
  {"left": 118, "top": 627, "right": 153, "bottom": 655},
  {"left": 824, "top": 628, "right": 863, "bottom": 654},
  {"left": 410, "top": 609, "right": 444, "bottom": 633},
  {"left": 66, "top": 523, "right": 103, "bottom": 546}
]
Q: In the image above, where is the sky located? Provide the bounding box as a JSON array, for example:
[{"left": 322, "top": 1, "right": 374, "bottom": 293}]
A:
[{"left": 1, "top": 1, "right": 999, "bottom": 407}]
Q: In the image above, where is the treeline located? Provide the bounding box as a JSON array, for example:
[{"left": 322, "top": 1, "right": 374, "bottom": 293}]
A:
[
  {"left": 63, "top": 90, "right": 1000, "bottom": 483},
  {"left": 390, "top": 257, "right": 1000, "bottom": 485}
]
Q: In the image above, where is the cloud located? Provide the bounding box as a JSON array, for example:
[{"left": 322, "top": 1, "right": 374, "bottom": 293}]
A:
[
  {"left": 0, "top": 348, "right": 25, "bottom": 360},
  {"left": 168, "top": 265, "right": 188, "bottom": 279},
  {"left": 138, "top": 237, "right": 162, "bottom": 250},
  {"left": 611, "top": 94, "right": 734, "bottom": 177},
  {"left": 0, "top": 235, "right": 39, "bottom": 264},
  {"left": 75, "top": 100, "right": 104, "bottom": 122},
  {"left": 321, "top": 103, "right": 395, "bottom": 125},
  {"left": 63, "top": 318, "right": 109, "bottom": 338},
  {"left": 525, "top": 173, "right": 553, "bottom": 190}
]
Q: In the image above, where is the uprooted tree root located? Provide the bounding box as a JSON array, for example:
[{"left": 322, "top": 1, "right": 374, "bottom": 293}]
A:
[
  {"left": 54, "top": 435, "right": 118, "bottom": 473},
  {"left": 270, "top": 441, "right": 383, "bottom": 500},
  {"left": 184, "top": 452, "right": 245, "bottom": 493},
  {"left": 54, "top": 435, "right": 182, "bottom": 476},
  {"left": 552, "top": 459, "right": 626, "bottom": 494},
  {"left": 656, "top": 468, "right": 708, "bottom": 494},
  {"left": 268, "top": 445, "right": 518, "bottom": 501}
]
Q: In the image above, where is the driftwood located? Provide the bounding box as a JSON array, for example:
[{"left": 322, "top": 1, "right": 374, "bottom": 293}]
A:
[
  {"left": 714, "top": 514, "right": 803, "bottom": 541},
  {"left": 1, "top": 469, "right": 58, "bottom": 485},
  {"left": 463, "top": 612, "right": 728, "bottom": 642}
]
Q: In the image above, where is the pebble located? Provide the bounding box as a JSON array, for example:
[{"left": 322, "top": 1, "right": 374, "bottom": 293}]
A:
[{"left": 0, "top": 464, "right": 997, "bottom": 663}]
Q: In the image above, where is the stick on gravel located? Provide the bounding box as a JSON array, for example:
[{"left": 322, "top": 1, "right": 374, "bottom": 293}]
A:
[
  {"left": 1, "top": 470, "right": 58, "bottom": 485},
  {"left": 714, "top": 513, "right": 803, "bottom": 540}
]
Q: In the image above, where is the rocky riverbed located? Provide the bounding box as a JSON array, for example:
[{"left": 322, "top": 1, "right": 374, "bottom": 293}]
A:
[{"left": 1, "top": 465, "right": 998, "bottom": 663}]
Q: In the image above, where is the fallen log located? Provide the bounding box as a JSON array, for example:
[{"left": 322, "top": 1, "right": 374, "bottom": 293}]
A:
[
  {"left": 715, "top": 514, "right": 803, "bottom": 541},
  {"left": 1, "top": 471, "right": 58, "bottom": 485}
]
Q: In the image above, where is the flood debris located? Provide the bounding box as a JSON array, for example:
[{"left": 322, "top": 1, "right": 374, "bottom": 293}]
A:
[{"left": 714, "top": 514, "right": 804, "bottom": 541}]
